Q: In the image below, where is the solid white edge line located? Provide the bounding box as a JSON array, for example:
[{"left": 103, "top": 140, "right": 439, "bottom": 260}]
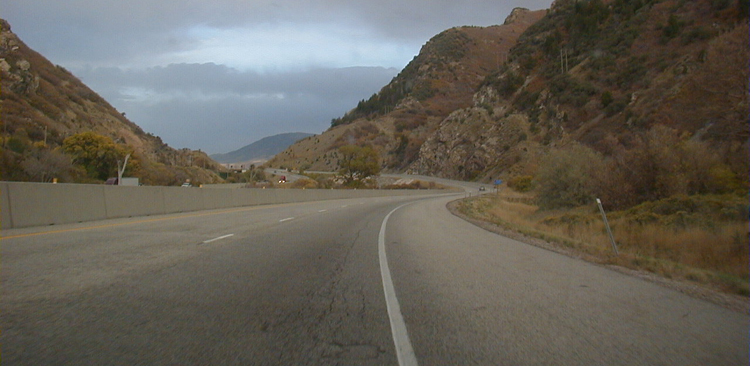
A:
[
  {"left": 379, "top": 203, "right": 419, "bottom": 366},
  {"left": 202, "top": 234, "right": 234, "bottom": 244}
]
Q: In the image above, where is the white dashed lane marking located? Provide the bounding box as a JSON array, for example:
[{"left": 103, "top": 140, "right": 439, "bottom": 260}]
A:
[{"left": 203, "top": 234, "right": 234, "bottom": 244}]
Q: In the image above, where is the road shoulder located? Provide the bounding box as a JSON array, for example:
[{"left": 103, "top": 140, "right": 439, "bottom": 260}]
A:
[{"left": 446, "top": 198, "right": 750, "bottom": 315}]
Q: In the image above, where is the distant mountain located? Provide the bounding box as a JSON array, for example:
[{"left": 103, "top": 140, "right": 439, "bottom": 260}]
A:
[{"left": 211, "top": 132, "right": 313, "bottom": 164}]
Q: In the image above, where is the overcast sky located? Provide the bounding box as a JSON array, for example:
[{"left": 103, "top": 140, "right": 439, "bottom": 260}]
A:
[{"left": 4, "top": 0, "right": 552, "bottom": 154}]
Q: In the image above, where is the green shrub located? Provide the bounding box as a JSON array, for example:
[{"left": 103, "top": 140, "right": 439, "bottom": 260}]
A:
[
  {"left": 605, "top": 98, "right": 627, "bottom": 116},
  {"left": 683, "top": 26, "right": 715, "bottom": 44},
  {"left": 493, "top": 71, "right": 524, "bottom": 97},
  {"left": 535, "top": 143, "right": 607, "bottom": 209},
  {"left": 662, "top": 14, "right": 685, "bottom": 41},
  {"left": 508, "top": 175, "right": 534, "bottom": 192},
  {"left": 550, "top": 74, "right": 599, "bottom": 107},
  {"left": 513, "top": 90, "right": 540, "bottom": 111}
]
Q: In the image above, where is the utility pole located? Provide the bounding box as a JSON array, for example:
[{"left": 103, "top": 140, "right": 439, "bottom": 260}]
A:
[{"left": 560, "top": 48, "right": 570, "bottom": 73}]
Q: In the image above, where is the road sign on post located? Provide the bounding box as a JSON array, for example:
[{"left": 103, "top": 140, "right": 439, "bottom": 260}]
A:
[{"left": 494, "top": 179, "right": 502, "bottom": 195}]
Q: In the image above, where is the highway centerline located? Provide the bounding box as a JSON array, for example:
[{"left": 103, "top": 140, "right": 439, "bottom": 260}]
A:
[{"left": 279, "top": 217, "right": 295, "bottom": 223}]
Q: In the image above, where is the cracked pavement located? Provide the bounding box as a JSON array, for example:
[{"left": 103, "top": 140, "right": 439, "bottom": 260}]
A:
[{"left": 2, "top": 192, "right": 747, "bottom": 365}]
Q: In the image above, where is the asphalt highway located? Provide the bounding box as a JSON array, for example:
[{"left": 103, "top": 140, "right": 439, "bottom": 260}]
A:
[{"left": 2, "top": 190, "right": 747, "bottom": 365}]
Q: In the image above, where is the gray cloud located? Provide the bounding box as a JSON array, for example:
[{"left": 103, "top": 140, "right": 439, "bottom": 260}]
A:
[
  {"left": 6, "top": 0, "right": 553, "bottom": 68},
  {"left": 82, "top": 63, "right": 396, "bottom": 98},
  {"left": 4, "top": 0, "right": 553, "bottom": 154},
  {"left": 76, "top": 64, "right": 398, "bottom": 153}
]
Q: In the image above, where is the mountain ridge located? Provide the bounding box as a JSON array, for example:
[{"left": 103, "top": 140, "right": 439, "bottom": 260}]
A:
[
  {"left": 0, "top": 19, "right": 224, "bottom": 185},
  {"left": 267, "top": 7, "right": 547, "bottom": 172},
  {"left": 268, "top": 0, "right": 748, "bottom": 208},
  {"left": 211, "top": 132, "right": 313, "bottom": 164}
]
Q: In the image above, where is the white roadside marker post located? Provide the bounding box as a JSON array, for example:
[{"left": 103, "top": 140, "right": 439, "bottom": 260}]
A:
[{"left": 597, "top": 198, "right": 619, "bottom": 256}]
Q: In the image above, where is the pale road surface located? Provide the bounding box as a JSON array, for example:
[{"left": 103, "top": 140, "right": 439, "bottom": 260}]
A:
[{"left": 1, "top": 184, "right": 747, "bottom": 364}]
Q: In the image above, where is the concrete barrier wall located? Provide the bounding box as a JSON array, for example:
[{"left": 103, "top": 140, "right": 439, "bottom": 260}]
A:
[
  {"left": 1, "top": 183, "right": 12, "bottom": 229},
  {"left": 2, "top": 182, "right": 108, "bottom": 228},
  {"left": 0, "top": 182, "right": 441, "bottom": 229},
  {"left": 104, "top": 186, "right": 166, "bottom": 218}
]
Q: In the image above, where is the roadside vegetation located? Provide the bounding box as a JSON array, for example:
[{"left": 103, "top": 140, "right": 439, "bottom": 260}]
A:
[
  {"left": 457, "top": 0, "right": 749, "bottom": 298},
  {"left": 456, "top": 185, "right": 749, "bottom": 297},
  {"left": 3, "top": 130, "right": 222, "bottom": 186},
  {"left": 457, "top": 123, "right": 748, "bottom": 296}
]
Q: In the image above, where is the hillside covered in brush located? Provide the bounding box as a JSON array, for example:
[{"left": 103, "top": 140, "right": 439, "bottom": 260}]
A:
[
  {"left": 269, "top": 0, "right": 748, "bottom": 209},
  {"left": 0, "top": 19, "right": 223, "bottom": 185},
  {"left": 267, "top": 8, "right": 547, "bottom": 172}
]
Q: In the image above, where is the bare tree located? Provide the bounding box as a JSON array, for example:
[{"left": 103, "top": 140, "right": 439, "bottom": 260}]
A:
[{"left": 21, "top": 148, "right": 75, "bottom": 182}]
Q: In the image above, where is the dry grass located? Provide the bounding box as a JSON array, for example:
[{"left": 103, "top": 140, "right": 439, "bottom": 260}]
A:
[{"left": 458, "top": 192, "right": 749, "bottom": 296}]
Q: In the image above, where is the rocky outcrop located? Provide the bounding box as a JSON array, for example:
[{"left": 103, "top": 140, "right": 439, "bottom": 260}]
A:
[
  {"left": 504, "top": 8, "right": 531, "bottom": 25},
  {"left": 407, "top": 86, "right": 541, "bottom": 181},
  {"left": 273, "top": 0, "right": 748, "bottom": 187},
  {"left": 269, "top": 9, "right": 547, "bottom": 173},
  {"left": 0, "top": 20, "right": 39, "bottom": 95}
]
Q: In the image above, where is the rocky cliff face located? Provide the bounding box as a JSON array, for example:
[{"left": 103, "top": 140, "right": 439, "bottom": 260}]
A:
[
  {"left": 409, "top": 87, "right": 543, "bottom": 180},
  {"left": 0, "top": 21, "right": 37, "bottom": 94},
  {"left": 0, "top": 19, "right": 223, "bottom": 185},
  {"left": 504, "top": 7, "right": 533, "bottom": 25},
  {"left": 267, "top": 8, "right": 547, "bottom": 172},
  {"left": 270, "top": 0, "right": 748, "bottom": 205},
  {"left": 407, "top": 0, "right": 749, "bottom": 183}
]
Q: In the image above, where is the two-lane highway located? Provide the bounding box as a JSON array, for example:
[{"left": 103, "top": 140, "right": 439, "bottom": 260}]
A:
[
  {"left": 2, "top": 195, "right": 430, "bottom": 365},
  {"left": 2, "top": 191, "right": 747, "bottom": 365}
]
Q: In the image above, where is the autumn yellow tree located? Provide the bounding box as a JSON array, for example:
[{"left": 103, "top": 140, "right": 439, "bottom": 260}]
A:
[
  {"left": 338, "top": 145, "right": 381, "bottom": 186},
  {"left": 62, "top": 132, "right": 130, "bottom": 181}
]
